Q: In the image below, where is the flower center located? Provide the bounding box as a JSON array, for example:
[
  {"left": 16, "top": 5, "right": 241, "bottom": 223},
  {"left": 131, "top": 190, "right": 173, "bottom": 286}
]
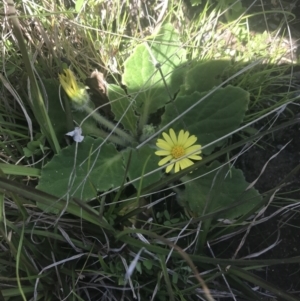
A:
[{"left": 171, "top": 145, "right": 185, "bottom": 159}]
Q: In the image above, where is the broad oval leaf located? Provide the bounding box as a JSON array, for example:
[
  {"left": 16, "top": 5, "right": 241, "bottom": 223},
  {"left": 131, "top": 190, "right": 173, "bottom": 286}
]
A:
[
  {"left": 180, "top": 60, "right": 231, "bottom": 95},
  {"left": 122, "top": 23, "right": 186, "bottom": 115},
  {"left": 177, "top": 161, "right": 262, "bottom": 220},
  {"left": 123, "top": 145, "right": 162, "bottom": 190},
  {"left": 107, "top": 84, "right": 138, "bottom": 135},
  {"left": 37, "top": 137, "right": 124, "bottom": 204},
  {"left": 161, "top": 85, "right": 250, "bottom": 154}
]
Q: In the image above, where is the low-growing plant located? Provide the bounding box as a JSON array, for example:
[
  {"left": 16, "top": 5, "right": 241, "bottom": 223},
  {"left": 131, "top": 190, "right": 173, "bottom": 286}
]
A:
[
  {"left": 1, "top": 1, "right": 300, "bottom": 300},
  {"left": 36, "top": 24, "right": 262, "bottom": 240}
]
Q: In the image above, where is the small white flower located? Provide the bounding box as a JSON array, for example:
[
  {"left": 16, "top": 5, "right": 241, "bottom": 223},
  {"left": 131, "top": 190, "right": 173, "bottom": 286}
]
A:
[{"left": 66, "top": 127, "right": 84, "bottom": 143}]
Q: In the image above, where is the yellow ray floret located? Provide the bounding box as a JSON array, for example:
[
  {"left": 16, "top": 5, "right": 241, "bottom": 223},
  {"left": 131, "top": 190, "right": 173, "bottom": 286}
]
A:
[
  {"left": 58, "top": 69, "right": 89, "bottom": 108},
  {"left": 155, "top": 128, "right": 202, "bottom": 173}
]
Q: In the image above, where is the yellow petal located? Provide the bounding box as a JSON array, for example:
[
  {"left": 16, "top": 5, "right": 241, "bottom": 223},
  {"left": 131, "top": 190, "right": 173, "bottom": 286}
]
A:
[
  {"left": 183, "top": 135, "right": 197, "bottom": 148},
  {"left": 185, "top": 145, "right": 202, "bottom": 155},
  {"left": 180, "top": 158, "right": 194, "bottom": 169},
  {"left": 188, "top": 155, "right": 202, "bottom": 160},
  {"left": 158, "top": 155, "right": 172, "bottom": 166},
  {"left": 169, "top": 128, "right": 178, "bottom": 145},
  {"left": 177, "top": 130, "right": 185, "bottom": 145},
  {"left": 155, "top": 150, "right": 171, "bottom": 156},
  {"left": 182, "top": 130, "right": 190, "bottom": 144},
  {"left": 174, "top": 162, "right": 181, "bottom": 173},
  {"left": 162, "top": 132, "right": 174, "bottom": 147},
  {"left": 165, "top": 163, "right": 174, "bottom": 173},
  {"left": 156, "top": 138, "right": 166, "bottom": 145},
  {"left": 156, "top": 140, "right": 172, "bottom": 151}
]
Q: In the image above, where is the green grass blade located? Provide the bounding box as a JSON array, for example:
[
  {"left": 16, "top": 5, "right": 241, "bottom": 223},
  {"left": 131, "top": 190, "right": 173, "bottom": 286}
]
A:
[
  {"left": 0, "top": 190, "right": 3, "bottom": 222},
  {"left": 228, "top": 266, "right": 300, "bottom": 301},
  {"left": 1, "top": 287, "right": 35, "bottom": 298},
  {"left": 16, "top": 223, "right": 27, "bottom": 301},
  {"left": 0, "top": 177, "right": 114, "bottom": 231},
  {"left": 159, "top": 255, "right": 175, "bottom": 301},
  {"left": 0, "top": 164, "right": 40, "bottom": 177},
  {"left": 5, "top": 0, "right": 61, "bottom": 154}
]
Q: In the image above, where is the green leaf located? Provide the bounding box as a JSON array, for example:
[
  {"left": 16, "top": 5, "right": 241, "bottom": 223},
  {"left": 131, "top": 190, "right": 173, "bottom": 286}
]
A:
[
  {"left": 45, "top": 79, "right": 69, "bottom": 141},
  {"left": 222, "top": 0, "right": 246, "bottom": 21},
  {"left": 143, "top": 259, "right": 153, "bottom": 270},
  {"left": 37, "top": 137, "right": 124, "bottom": 204},
  {"left": 161, "top": 85, "right": 250, "bottom": 154},
  {"left": 177, "top": 161, "right": 261, "bottom": 219},
  {"left": 75, "top": 0, "right": 85, "bottom": 12},
  {"left": 190, "top": 0, "right": 202, "bottom": 5},
  {"left": 23, "top": 133, "right": 49, "bottom": 157},
  {"left": 122, "top": 23, "right": 186, "bottom": 116},
  {"left": 107, "top": 84, "right": 138, "bottom": 135},
  {"left": 122, "top": 145, "right": 162, "bottom": 189},
  {"left": 23, "top": 147, "right": 35, "bottom": 157},
  {"left": 180, "top": 60, "right": 231, "bottom": 95},
  {"left": 136, "top": 262, "right": 142, "bottom": 274},
  {"left": 172, "top": 272, "right": 178, "bottom": 284}
]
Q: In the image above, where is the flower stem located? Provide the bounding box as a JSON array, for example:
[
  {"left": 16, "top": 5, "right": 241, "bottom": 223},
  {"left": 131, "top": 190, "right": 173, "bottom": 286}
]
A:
[
  {"left": 82, "top": 123, "right": 128, "bottom": 146},
  {"left": 138, "top": 100, "right": 150, "bottom": 135},
  {"left": 84, "top": 106, "right": 135, "bottom": 145}
]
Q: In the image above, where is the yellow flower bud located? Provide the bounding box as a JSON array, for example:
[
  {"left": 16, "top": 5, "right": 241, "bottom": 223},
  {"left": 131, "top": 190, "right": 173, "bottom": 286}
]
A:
[{"left": 59, "top": 69, "right": 90, "bottom": 109}]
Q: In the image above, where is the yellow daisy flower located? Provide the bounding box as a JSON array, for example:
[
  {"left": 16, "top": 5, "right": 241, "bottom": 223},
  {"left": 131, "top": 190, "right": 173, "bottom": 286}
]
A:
[
  {"left": 155, "top": 128, "right": 202, "bottom": 173},
  {"left": 58, "top": 69, "right": 90, "bottom": 108}
]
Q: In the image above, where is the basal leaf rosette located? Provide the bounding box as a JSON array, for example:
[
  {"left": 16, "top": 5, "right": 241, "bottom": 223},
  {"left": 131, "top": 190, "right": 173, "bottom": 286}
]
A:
[{"left": 37, "top": 137, "right": 124, "bottom": 212}]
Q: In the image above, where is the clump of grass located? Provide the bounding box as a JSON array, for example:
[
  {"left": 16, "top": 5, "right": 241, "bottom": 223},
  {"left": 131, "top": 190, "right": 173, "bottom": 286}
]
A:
[{"left": 1, "top": 0, "right": 300, "bottom": 300}]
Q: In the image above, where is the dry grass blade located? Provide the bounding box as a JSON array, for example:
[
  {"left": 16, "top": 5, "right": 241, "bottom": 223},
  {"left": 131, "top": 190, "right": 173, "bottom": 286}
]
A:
[
  {"left": 3, "top": 0, "right": 60, "bottom": 154},
  {"left": 0, "top": 0, "right": 299, "bottom": 299}
]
